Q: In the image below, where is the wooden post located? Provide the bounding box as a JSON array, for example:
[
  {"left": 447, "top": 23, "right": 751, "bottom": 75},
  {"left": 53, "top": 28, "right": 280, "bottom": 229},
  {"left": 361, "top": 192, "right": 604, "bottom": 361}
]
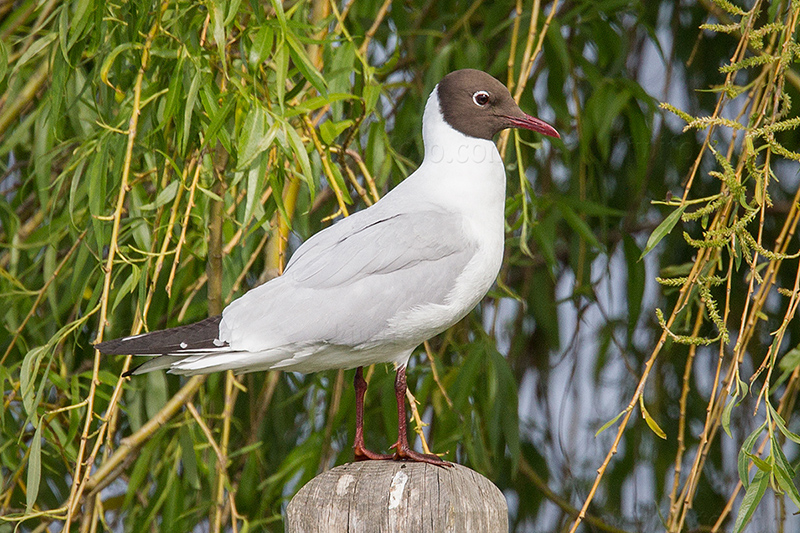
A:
[{"left": 286, "top": 461, "right": 508, "bottom": 532}]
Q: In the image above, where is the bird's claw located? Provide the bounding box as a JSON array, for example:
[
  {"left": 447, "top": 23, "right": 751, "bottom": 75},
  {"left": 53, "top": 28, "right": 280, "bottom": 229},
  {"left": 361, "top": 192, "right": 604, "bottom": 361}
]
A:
[
  {"left": 390, "top": 443, "right": 452, "bottom": 467},
  {"left": 353, "top": 443, "right": 393, "bottom": 461}
]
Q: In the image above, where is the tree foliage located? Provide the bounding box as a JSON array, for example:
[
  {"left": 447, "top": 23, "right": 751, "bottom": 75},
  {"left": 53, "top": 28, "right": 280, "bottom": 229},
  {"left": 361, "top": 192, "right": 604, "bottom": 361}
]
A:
[{"left": 1, "top": 0, "right": 800, "bottom": 531}]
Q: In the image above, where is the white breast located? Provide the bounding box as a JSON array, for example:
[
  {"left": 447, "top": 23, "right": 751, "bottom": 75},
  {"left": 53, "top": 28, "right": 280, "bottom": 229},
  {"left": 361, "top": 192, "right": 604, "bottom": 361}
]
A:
[{"left": 379, "top": 90, "right": 508, "bottom": 343}]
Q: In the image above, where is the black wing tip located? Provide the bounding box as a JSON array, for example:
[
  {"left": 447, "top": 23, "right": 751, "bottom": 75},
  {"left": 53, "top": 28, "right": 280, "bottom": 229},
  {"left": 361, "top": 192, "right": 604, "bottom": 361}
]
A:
[
  {"left": 122, "top": 360, "right": 154, "bottom": 378},
  {"left": 94, "top": 315, "right": 224, "bottom": 355},
  {"left": 97, "top": 315, "right": 226, "bottom": 376}
]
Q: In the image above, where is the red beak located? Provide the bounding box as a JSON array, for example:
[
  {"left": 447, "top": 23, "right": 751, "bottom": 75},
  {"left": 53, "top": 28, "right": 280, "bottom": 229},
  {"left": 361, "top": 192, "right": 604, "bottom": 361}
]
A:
[{"left": 504, "top": 113, "right": 560, "bottom": 139}]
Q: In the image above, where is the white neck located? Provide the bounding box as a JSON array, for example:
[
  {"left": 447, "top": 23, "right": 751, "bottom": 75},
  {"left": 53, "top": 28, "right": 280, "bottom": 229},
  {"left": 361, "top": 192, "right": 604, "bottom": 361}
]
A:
[
  {"left": 408, "top": 87, "right": 507, "bottom": 217},
  {"left": 421, "top": 88, "right": 503, "bottom": 169}
]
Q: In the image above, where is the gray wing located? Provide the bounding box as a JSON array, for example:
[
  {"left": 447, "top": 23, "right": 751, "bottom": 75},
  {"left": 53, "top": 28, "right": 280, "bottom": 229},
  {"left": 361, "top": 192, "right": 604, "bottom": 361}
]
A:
[
  {"left": 220, "top": 207, "right": 477, "bottom": 349},
  {"left": 284, "top": 210, "right": 467, "bottom": 288}
]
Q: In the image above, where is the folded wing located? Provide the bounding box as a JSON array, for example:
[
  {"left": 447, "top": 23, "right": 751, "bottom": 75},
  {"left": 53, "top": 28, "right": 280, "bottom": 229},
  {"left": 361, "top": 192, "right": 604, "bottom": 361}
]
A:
[
  {"left": 221, "top": 206, "right": 477, "bottom": 351},
  {"left": 97, "top": 205, "right": 477, "bottom": 374}
]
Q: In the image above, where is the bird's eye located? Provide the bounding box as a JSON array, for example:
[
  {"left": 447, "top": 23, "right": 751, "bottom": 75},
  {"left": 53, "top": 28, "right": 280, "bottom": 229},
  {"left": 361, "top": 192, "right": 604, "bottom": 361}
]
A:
[{"left": 472, "top": 91, "right": 490, "bottom": 107}]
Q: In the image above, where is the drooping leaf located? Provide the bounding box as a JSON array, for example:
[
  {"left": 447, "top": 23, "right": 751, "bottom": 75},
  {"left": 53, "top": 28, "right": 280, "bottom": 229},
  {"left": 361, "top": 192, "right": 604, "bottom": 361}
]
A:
[
  {"left": 733, "top": 469, "right": 769, "bottom": 533},
  {"left": 640, "top": 205, "right": 686, "bottom": 259},
  {"left": 623, "top": 235, "right": 645, "bottom": 338},
  {"left": 100, "top": 43, "right": 141, "bottom": 90},
  {"left": 772, "top": 439, "right": 800, "bottom": 510},
  {"left": 25, "top": 420, "right": 43, "bottom": 513},
  {"left": 0, "top": 39, "right": 9, "bottom": 84},
  {"left": 556, "top": 199, "right": 604, "bottom": 251},
  {"left": 639, "top": 395, "right": 667, "bottom": 439},
  {"left": 182, "top": 69, "right": 202, "bottom": 154},
  {"left": 285, "top": 32, "right": 327, "bottom": 97},
  {"left": 721, "top": 392, "right": 737, "bottom": 439},
  {"left": 284, "top": 122, "right": 314, "bottom": 198},
  {"left": 738, "top": 422, "right": 767, "bottom": 489},
  {"left": 596, "top": 409, "right": 628, "bottom": 437},
  {"left": 319, "top": 119, "right": 353, "bottom": 145},
  {"left": 12, "top": 34, "right": 56, "bottom": 75}
]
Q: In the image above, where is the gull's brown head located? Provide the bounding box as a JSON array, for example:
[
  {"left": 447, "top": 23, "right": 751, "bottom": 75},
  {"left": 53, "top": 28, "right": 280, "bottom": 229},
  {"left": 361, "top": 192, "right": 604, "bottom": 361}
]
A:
[{"left": 436, "top": 69, "right": 560, "bottom": 141}]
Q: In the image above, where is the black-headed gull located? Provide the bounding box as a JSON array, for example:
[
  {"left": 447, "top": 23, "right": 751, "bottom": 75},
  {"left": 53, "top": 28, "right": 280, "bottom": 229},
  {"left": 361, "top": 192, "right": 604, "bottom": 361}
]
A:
[{"left": 96, "top": 69, "right": 559, "bottom": 465}]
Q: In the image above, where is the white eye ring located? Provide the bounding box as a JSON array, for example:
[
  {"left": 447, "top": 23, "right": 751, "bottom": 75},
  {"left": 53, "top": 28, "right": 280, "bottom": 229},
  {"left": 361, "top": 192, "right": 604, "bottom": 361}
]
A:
[{"left": 472, "top": 90, "right": 490, "bottom": 107}]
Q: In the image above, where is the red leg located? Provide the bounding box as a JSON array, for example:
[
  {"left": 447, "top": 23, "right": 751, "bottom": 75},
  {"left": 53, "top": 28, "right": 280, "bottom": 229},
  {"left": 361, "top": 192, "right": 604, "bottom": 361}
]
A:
[
  {"left": 352, "top": 366, "right": 392, "bottom": 461},
  {"left": 389, "top": 366, "right": 451, "bottom": 466}
]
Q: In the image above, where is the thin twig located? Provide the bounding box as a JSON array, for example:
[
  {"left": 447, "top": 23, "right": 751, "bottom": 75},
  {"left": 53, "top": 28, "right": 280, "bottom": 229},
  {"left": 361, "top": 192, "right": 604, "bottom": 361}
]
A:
[
  {"left": 1, "top": 230, "right": 87, "bottom": 365},
  {"left": 65, "top": 5, "right": 169, "bottom": 528},
  {"left": 166, "top": 152, "right": 203, "bottom": 296}
]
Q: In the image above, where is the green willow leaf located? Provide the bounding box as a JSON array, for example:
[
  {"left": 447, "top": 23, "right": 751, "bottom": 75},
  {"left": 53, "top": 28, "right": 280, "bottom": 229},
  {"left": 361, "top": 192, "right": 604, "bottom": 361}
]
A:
[
  {"left": 274, "top": 39, "right": 288, "bottom": 108},
  {"left": 769, "top": 403, "right": 800, "bottom": 445},
  {"left": 179, "top": 425, "right": 201, "bottom": 490},
  {"left": 641, "top": 205, "right": 686, "bottom": 259},
  {"left": 210, "top": 0, "right": 227, "bottom": 76},
  {"left": 319, "top": 119, "right": 353, "bottom": 145},
  {"left": 25, "top": 420, "right": 43, "bottom": 513},
  {"left": 721, "top": 392, "right": 737, "bottom": 439},
  {"left": 733, "top": 469, "right": 769, "bottom": 533},
  {"left": 0, "top": 39, "right": 8, "bottom": 83},
  {"left": 203, "top": 90, "right": 235, "bottom": 151},
  {"left": 596, "top": 408, "right": 627, "bottom": 437},
  {"left": 285, "top": 33, "right": 328, "bottom": 97},
  {"left": 286, "top": 94, "right": 358, "bottom": 117},
  {"left": 739, "top": 422, "right": 767, "bottom": 489},
  {"left": 20, "top": 346, "right": 47, "bottom": 423},
  {"left": 773, "top": 445, "right": 800, "bottom": 510},
  {"left": 163, "top": 52, "right": 186, "bottom": 126},
  {"left": 237, "top": 105, "right": 265, "bottom": 166},
  {"left": 249, "top": 26, "right": 273, "bottom": 68},
  {"left": 182, "top": 69, "right": 202, "bottom": 154},
  {"left": 66, "top": 0, "right": 93, "bottom": 49},
  {"left": 639, "top": 395, "right": 667, "bottom": 439},
  {"left": 270, "top": 0, "right": 288, "bottom": 29},
  {"left": 284, "top": 123, "right": 314, "bottom": 198},
  {"left": 363, "top": 84, "right": 381, "bottom": 114},
  {"left": 623, "top": 235, "right": 645, "bottom": 338},
  {"left": 140, "top": 180, "right": 179, "bottom": 211},
  {"left": 12, "top": 34, "right": 56, "bottom": 75},
  {"left": 556, "top": 200, "right": 603, "bottom": 250},
  {"left": 100, "top": 43, "right": 142, "bottom": 89},
  {"left": 244, "top": 162, "right": 263, "bottom": 225},
  {"left": 111, "top": 265, "right": 140, "bottom": 313},
  {"left": 744, "top": 452, "right": 771, "bottom": 472}
]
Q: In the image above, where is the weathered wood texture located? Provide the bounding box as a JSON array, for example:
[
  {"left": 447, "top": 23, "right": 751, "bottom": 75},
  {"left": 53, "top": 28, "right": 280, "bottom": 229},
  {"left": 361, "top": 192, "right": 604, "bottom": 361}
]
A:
[{"left": 286, "top": 461, "right": 508, "bottom": 532}]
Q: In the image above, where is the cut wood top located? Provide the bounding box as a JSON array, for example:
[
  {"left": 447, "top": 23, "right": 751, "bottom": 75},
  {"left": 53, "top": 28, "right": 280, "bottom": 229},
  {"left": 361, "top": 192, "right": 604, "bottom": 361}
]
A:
[{"left": 286, "top": 461, "right": 508, "bottom": 533}]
